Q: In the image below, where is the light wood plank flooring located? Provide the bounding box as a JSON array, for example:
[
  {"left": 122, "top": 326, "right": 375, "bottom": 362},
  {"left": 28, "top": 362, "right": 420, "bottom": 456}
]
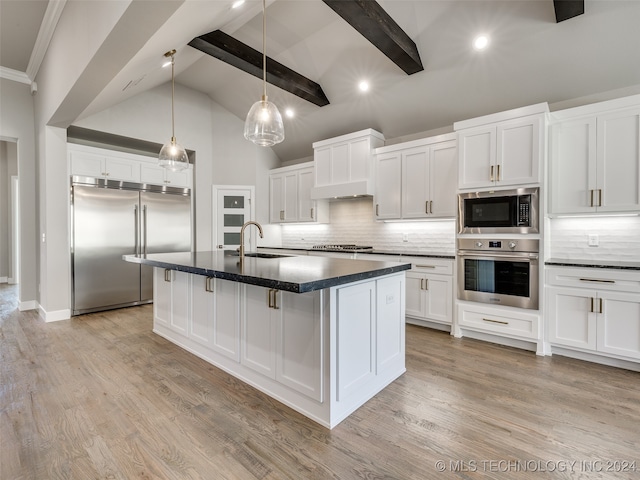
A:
[{"left": 2, "top": 283, "right": 639, "bottom": 479}]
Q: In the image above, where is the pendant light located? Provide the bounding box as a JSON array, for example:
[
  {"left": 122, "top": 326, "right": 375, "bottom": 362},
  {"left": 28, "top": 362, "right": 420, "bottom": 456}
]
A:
[
  {"left": 159, "top": 49, "right": 189, "bottom": 171},
  {"left": 243, "top": 0, "right": 284, "bottom": 146}
]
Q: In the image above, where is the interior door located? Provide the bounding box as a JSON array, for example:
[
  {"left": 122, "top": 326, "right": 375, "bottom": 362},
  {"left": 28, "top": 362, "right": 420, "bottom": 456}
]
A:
[{"left": 213, "top": 187, "right": 254, "bottom": 251}]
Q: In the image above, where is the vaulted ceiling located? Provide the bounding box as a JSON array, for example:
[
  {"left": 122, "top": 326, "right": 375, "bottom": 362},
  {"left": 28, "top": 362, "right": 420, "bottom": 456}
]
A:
[{"left": 2, "top": 0, "right": 640, "bottom": 162}]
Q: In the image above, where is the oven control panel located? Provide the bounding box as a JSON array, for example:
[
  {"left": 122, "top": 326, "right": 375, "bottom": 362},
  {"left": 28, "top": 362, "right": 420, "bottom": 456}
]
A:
[{"left": 458, "top": 238, "right": 539, "bottom": 254}]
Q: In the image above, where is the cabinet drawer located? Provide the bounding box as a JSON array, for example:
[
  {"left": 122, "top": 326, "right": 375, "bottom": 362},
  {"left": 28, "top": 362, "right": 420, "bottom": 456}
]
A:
[
  {"left": 546, "top": 267, "right": 640, "bottom": 293},
  {"left": 458, "top": 304, "right": 539, "bottom": 340},
  {"left": 401, "top": 256, "right": 453, "bottom": 275}
]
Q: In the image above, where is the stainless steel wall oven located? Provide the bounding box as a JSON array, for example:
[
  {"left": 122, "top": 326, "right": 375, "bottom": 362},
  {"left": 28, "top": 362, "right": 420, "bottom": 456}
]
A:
[
  {"left": 458, "top": 187, "right": 539, "bottom": 235},
  {"left": 457, "top": 238, "right": 539, "bottom": 310}
]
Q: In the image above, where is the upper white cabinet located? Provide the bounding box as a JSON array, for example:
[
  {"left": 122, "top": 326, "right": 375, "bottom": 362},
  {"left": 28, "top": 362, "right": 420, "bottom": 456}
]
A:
[
  {"left": 311, "top": 129, "right": 385, "bottom": 198},
  {"left": 140, "top": 163, "right": 193, "bottom": 189},
  {"left": 269, "top": 162, "right": 328, "bottom": 223},
  {"left": 374, "top": 134, "right": 457, "bottom": 220},
  {"left": 455, "top": 103, "right": 548, "bottom": 190},
  {"left": 549, "top": 97, "right": 640, "bottom": 215},
  {"left": 69, "top": 144, "right": 192, "bottom": 188}
]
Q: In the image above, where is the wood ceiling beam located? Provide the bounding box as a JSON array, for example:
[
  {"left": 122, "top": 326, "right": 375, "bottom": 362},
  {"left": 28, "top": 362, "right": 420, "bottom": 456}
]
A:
[
  {"left": 188, "top": 30, "right": 330, "bottom": 107},
  {"left": 322, "top": 0, "right": 423, "bottom": 75},
  {"left": 553, "top": 0, "right": 584, "bottom": 22}
]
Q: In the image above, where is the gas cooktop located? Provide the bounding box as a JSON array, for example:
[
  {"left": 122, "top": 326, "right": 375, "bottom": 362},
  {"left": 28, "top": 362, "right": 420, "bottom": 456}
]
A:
[{"left": 312, "top": 244, "right": 374, "bottom": 252}]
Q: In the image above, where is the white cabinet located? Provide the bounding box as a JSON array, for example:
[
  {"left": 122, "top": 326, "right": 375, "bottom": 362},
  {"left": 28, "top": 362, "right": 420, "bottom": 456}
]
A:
[
  {"left": 269, "top": 162, "right": 328, "bottom": 223},
  {"left": 241, "top": 284, "right": 322, "bottom": 400},
  {"left": 374, "top": 134, "right": 457, "bottom": 220},
  {"left": 546, "top": 266, "right": 640, "bottom": 362},
  {"left": 154, "top": 268, "right": 190, "bottom": 334},
  {"left": 455, "top": 103, "right": 549, "bottom": 190},
  {"left": 549, "top": 103, "right": 640, "bottom": 214},
  {"left": 312, "top": 129, "right": 385, "bottom": 198},
  {"left": 140, "top": 162, "right": 193, "bottom": 189},
  {"left": 69, "top": 148, "right": 141, "bottom": 182},
  {"left": 403, "top": 257, "right": 454, "bottom": 326}
]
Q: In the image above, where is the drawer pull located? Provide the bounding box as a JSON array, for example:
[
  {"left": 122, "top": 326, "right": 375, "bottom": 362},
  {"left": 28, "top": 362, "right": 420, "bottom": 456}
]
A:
[
  {"left": 416, "top": 265, "right": 436, "bottom": 269},
  {"left": 590, "top": 297, "right": 594, "bottom": 313},
  {"left": 164, "top": 269, "right": 171, "bottom": 282},
  {"left": 579, "top": 278, "right": 615, "bottom": 284},
  {"left": 482, "top": 317, "right": 509, "bottom": 325},
  {"left": 599, "top": 297, "right": 603, "bottom": 314},
  {"left": 205, "top": 277, "right": 214, "bottom": 293}
]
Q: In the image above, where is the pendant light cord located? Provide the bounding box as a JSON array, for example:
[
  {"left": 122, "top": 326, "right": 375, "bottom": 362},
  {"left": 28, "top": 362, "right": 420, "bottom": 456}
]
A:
[
  {"left": 171, "top": 52, "right": 176, "bottom": 141},
  {"left": 262, "top": 0, "right": 267, "bottom": 99}
]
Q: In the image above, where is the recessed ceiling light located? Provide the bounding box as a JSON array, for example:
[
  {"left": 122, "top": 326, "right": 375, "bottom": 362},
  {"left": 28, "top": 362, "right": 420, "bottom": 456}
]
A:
[
  {"left": 473, "top": 35, "right": 489, "bottom": 51},
  {"left": 285, "top": 108, "right": 294, "bottom": 118},
  {"left": 232, "top": 0, "right": 245, "bottom": 8},
  {"left": 358, "top": 81, "right": 369, "bottom": 92}
]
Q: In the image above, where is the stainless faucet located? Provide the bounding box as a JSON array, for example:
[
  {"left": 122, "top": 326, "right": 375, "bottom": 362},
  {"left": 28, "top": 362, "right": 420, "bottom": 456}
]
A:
[{"left": 238, "top": 221, "right": 264, "bottom": 259}]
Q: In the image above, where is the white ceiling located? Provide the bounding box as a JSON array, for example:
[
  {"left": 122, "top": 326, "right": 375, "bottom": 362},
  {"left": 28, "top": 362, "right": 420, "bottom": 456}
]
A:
[{"left": 2, "top": 0, "right": 640, "bottom": 161}]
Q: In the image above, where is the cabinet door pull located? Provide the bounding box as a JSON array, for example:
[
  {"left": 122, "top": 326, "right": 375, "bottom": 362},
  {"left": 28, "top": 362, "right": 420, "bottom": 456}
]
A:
[
  {"left": 590, "top": 297, "right": 594, "bottom": 313},
  {"left": 424, "top": 279, "right": 429, "bottom": 290},
  {"left": 590, "top": 189, "right": 595, "bottom": 207},
  {"left": 482, "top": 317, "right": 509, "bottom": 325},
  {"left": 376, "top": 204, "right": 379, "bottom": 216},
  {"left": 579, "top": 278, "right": 615, "bottom": 284},
  {"left": 267, "top": 289, "right": 273, "bottom": 308},
  {"left": 598, "top": 189, "right": 602, "bottom": 207},
  {"left": 310, "top": 207, "right": 314, "bottom": 219},
  {"left": 599, "top": 297, "right": 603, "bottom": 314},
  {"left": 420, "top": 278, "right": 425, "bottom": 290},
  {"left": 425, "top": 201, "right": 429, "bottom": 214},
  {"left": 273, "top": 290, "right": 279, "bottom": 310},
  {"left": 416, "top": 264, "right": 436, "bottom": 269},
  {"left": 496, "top": 164, "right": 501, "bottom": 181},
  {"left": 164, "top": 269, "right": 171, "bottom": 282},
  {"left": 280, "top": 210, "right": 284, "bottom": 221},
  {"left": 205, "top": 277, "right": 214, "bottom": 293},
  {"left": 490, "top": 165, "right": 494, "bottom": 182}
]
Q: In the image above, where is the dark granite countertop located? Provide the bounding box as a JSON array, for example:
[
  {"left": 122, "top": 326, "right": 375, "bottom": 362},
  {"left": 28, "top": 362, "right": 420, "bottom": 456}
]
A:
[
  {"left": 258, "top": 246, "right": 455, "bottom": 260},
  {"left": 545, "top": 258, "right": 640, "bottom": 271},
  {"left": 124, "top": 251, "right": 411, "bottom": 293}
]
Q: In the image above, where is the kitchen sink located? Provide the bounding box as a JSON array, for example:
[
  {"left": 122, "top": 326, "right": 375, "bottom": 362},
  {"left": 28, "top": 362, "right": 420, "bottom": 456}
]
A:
[{"left": 225, "top": 250, "right": 289, "bottom": 259}]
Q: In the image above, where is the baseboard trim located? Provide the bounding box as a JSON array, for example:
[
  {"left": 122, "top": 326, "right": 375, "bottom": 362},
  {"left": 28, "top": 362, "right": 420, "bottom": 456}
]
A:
[
  {"left": 38, "top": 305, "right": 71, "bottom": 322},
  {"left": 18, "top": 300, "right": 38, "bottom": 311},
  {"left": 0, "top": 276, "right": 7, "bottom": 283}
]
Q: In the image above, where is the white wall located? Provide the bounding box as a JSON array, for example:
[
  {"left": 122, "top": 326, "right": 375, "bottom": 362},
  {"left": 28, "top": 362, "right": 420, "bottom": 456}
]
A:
[
  {"left": 280, "top": 197, "right": 456, "bottom": 254},
  {"left": 0, "top": 78, "right": 38, "bottom": 308}
]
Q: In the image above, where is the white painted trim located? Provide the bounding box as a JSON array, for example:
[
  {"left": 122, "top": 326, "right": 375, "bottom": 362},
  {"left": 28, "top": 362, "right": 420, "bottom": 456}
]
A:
[
  {"left": 0, "top": 277, "right": 7, "bottom": 283},
  {"left": 18, "top": 300, "right": 37, "bottom": 311},
  {"left": 454, "top": 102, "right": 550, "bottom": 131},
  {"left": 26, "top": 0, "right": 67, "bottom": 81},
  {"left": 38, "top": 305, "right": 71, "bottom": 322},
  {"left": 0, "top": 67, "right": 30, "bottom": 85},
  {"left": 548, "top": 93, "right": 640, "bottom": 122}
]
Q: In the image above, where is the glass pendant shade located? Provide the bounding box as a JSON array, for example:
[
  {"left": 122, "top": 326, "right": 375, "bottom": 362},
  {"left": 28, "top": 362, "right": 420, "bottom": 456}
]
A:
[
  {"left": 158, "top": 137, "right": 189, "bottom": 171},
  {"left": 244, "top": 95, "right": 285, "bottom": 147}
]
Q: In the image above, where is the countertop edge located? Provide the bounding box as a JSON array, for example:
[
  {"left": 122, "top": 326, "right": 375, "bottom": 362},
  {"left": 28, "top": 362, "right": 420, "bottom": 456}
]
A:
[
  {"left": 258, "top": 246, "right": 455, "bottom": 260},
  {"left": 545, "top": 259, "right": 640, "bottom": 271}
]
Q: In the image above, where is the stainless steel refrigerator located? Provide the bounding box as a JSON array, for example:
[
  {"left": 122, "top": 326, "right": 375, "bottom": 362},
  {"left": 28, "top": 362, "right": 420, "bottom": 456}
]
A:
[{"left": 71, "top": 176, "right": 191, "bottom": 315}]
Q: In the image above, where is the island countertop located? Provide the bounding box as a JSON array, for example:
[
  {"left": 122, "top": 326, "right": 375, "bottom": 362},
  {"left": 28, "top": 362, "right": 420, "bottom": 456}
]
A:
[{"left": 123, "top": 251, "right": 411, "bottom": 293}]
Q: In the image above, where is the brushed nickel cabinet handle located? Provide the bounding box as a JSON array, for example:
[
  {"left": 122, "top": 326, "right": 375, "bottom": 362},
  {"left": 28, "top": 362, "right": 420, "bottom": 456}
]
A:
[
  {"left": 496, "top": 164, "right": 501, "bottom": 181},
  {"left": 205, "top": 277, "right": 214, "bottom": 293},
  {"left": 310, "top": 207, "right": 314, "bottom": 219},
  {"left": 490, "top": 165, "right": 494, "bottom": 182},
  {"left": 273, "top": 290, "right": 279, "bottom": 310},
  {"left": 590, "top": 189, "right": 594, "bottom": 207},
  {"left": 590, "top": 297, "right": 594, "bottom": 313},
  {"left": 482, "top": 317, "right": 509, "bottom": 325},
  {"left": 425, "top": 201, "right": 429, "bottom": 214},
  {"left": 164, "top": 269, "right": 171, "bottom": 282},
  {"left": 416, "top": 265, "right": 436, "bottom": 269},
  {"left": 280, "top": 210, "right": 284, "bottom": 221},
  {"left": 430, "top": 200, "right": 433, "bottom": 214},
  {"left": 376, "top": 204, "right": 379, "bottom": 216},
  {"left": 424, "top": 279, "right": 429, "bottom": 290},
  {"left": 598, "top": 189, "right": 602, "bottom": 207},
  {"left": 579, "top": 278, "right": 615, "bottom": 284},
  {"left": 420, "top": 278, "right": 425, "bottom": 290},
  {"left": 267, "top": 289, "right": 273, "bottom": 308}
]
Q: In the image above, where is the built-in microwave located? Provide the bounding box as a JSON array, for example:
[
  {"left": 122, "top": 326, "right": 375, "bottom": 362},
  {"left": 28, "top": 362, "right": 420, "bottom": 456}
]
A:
[{"left": 458, "top": 187, "right": 539, "bottom": 235}]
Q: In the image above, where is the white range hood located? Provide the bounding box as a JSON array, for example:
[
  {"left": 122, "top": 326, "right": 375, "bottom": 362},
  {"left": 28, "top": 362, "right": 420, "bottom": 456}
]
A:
[{"left": 310, "top": 129, "right": 384, "bottom": 200}]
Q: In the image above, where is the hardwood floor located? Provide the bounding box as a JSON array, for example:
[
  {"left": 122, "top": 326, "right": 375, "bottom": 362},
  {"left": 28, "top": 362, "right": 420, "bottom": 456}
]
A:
[{"left": 2, "top": 282, "right": 639, "bottom": 479}]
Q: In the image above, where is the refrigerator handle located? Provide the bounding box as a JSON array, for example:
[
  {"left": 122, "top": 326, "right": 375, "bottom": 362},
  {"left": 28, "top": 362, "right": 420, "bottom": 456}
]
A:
[
  {"left": 134, "top": 205, "right": 139, "bottom": 255},
  {"left": 143, "top": 204, "right": 148, "bottom": 256}
]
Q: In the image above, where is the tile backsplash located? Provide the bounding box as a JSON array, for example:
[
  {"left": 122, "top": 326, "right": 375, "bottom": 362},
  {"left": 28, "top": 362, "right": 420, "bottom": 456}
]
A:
[
  {"left": 280, "top": 197, "right": 456, "bottom": 254},
  {"left": 547, "top": 216, "right": 640, "bottom": 261}
]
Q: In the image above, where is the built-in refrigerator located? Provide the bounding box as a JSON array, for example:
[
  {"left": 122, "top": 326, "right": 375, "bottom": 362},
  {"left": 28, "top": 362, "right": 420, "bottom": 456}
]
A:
[{"left": 71, "top": 176, "right": 191, "bottom": 315}]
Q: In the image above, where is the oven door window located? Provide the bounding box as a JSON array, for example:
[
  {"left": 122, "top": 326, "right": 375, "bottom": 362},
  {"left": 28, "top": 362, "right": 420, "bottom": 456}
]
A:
[{"left": 464, "top": 258, "right": 530, "bottom": 297}]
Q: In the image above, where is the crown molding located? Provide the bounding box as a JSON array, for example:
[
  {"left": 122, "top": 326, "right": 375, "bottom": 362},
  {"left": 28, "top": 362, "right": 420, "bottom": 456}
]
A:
[
  {"left": 26, "top": 0, "right": 67, "bottom": 81},
  {"left": 0, "top": 67, "right": 31, "bottom": 85}
]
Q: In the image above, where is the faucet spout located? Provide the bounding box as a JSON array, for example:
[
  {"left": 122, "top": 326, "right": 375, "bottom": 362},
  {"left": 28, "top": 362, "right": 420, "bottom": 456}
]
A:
[{"left": 239, "top": 221, "right": 264, "bottom": 259}]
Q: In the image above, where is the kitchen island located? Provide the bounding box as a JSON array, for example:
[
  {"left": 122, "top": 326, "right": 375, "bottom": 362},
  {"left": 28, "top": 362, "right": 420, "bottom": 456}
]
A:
[{"left": 123, "top": 251, "right": 411, "bottom": 428}]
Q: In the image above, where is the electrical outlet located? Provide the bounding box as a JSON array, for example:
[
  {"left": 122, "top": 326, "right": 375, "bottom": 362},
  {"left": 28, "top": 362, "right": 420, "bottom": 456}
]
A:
[
  {"left": 588, "top": 234, "right": 599, "bottom": 247},
  {"left": 402, "top": 233, "right": 408, "bottom": 242}
]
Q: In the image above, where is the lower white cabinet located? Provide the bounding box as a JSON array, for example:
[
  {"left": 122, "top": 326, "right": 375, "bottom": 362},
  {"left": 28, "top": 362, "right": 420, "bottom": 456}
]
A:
[
  {"left": 154, "top": 268, "right": 189, "bottom": 334},
  {"left": 546, "top": 267, "right": 640, "bottom": 362},
  {"left": 403, "top": 257, "right": 453, "bottom": 327}
]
